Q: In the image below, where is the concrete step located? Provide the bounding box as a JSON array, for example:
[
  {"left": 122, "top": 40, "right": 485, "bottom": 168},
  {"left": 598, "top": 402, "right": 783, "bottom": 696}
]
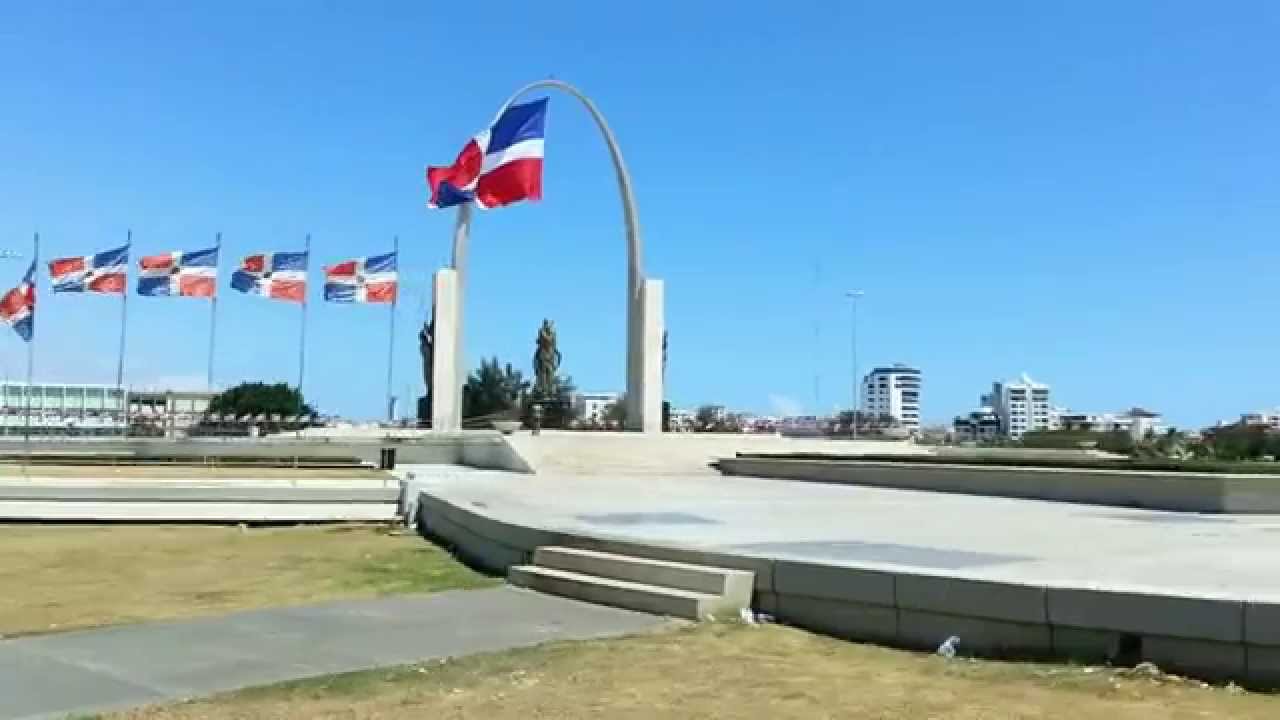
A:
[
  {"left": 509, "top": 565, "right": 735, "bottom": 620},
  {"left": 533, "top": 546, "right": 754, "bottom": 601}
]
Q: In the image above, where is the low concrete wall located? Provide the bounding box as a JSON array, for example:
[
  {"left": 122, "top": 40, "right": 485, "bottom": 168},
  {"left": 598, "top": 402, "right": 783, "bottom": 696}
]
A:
[
  {"left": 715, "top": 457, "right": 1280, "bottom": 513},
  {"left": 415, "top": 489, "right": 1280, "bottom": 688},
  {"left": 0, "top": 432, "right": 533, "bottom": 473}
]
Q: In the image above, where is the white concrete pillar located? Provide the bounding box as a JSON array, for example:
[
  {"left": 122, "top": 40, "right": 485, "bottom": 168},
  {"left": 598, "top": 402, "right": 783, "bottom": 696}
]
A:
[
  {"left": 431, "top": 268, "right": 461, "bottom": 432},
  {"left": 638, "top": 277, "right": 664, "bottom": 434}
]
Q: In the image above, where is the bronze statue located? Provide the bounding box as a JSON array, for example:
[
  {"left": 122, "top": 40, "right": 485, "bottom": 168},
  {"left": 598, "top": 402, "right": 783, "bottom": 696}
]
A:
[
  {"left": 532, "top": 319, "right": 561, "bottom": 399},
  {"left": 418, "top": 312, "right": 434, "bottom": 424}
]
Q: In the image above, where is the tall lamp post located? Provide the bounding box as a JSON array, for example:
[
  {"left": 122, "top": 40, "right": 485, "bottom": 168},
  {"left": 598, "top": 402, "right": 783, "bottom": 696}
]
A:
[{"left": 845, "top": 290, "right": 864, "bottom": 440}]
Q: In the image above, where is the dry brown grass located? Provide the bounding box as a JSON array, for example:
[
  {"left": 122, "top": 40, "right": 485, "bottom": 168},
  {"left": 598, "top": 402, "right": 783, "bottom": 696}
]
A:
[
  {"left": 112, "top": 623, "right": 1277, "bottom": 719},
  {"left": 0, "top": 524, "right": 492, "bottom": 636}
]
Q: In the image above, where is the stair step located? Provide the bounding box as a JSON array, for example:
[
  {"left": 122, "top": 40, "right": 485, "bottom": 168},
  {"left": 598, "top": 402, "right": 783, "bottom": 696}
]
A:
[
  {"left": 533, "top": 546, "right": 755, "bottom": 599},
  {"left": 509, "top": 565, "right": 735, "bottom": 620}
]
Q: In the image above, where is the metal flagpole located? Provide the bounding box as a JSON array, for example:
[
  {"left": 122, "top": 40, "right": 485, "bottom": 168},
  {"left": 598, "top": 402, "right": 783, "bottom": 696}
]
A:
[
  {"left": 298, "top": 233, "right": 310, "bottom": 412},
  {"left": 386, "top": 235, "right": 398, "bottom": 422},
  {"left": 24, "top": 232, "right": 38, "bottom": 461},
  {"left": 207, "top": 232, "right": 221, "bottom": 391},
  {"left": 117, "top": 230, "right": 131, "bottom": 388}
]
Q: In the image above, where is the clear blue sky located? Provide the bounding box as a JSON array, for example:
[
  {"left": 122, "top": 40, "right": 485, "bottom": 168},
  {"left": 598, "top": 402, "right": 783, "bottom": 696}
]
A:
[{"left": 1, "top": 2, "right": 1277, "bottom": 428}]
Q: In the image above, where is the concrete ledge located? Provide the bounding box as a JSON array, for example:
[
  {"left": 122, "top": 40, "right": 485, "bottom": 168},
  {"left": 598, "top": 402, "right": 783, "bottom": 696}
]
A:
[
  {"left": 896, "top": 573, "right": 1046, "bottom": 625},
  {"left": 774, "top": 560, "right": 894, "bottom": 606},
  {"left": 416, "top": 487, "right": 1278, "bottom": 688},
  {"left": 778, "top": 594, "right": 898, "bottom": 644},
  {"left": 1246, "top": 601, "right": 1280, "bottom": 645},
  {"left": 1048, "top": 587, "right": 1244, "bottom": 643},
  {"left": 716, "top": 457, "right": 1280, "bottom": 513},
  {"left": 898, "top": 609, "right": 1051, "bottom": 657},
  {"left": 1142, "top": 636, "right": 1246, "bottom": 681},
  {"left": 1247, "top": 646, "right": 1280, "bottom": 687}
]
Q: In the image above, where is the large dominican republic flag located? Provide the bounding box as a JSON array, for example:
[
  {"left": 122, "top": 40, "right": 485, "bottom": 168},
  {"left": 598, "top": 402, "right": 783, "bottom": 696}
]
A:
[
  {"left": 137, "top": 247, "right": 218, "bottom": 297},
  {"left": 0, "top": 260, "right": 36, "bottom": 341},
  {"left": 323, "top": 252, "right": 397, "bottom": 303},
  {"left": 230, "top": 251, "right": 308, "bottom": 303},
  {"left": 48, "top": 245, "right": 129, "bottom": 294},
  {"left": 427, "top": 97, "right": 547, "bottom": 210}
]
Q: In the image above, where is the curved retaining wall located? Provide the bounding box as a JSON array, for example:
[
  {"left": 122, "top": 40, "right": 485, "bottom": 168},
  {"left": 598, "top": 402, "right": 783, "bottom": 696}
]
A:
[
  {"left": 416, "top": 490, "right": 1280, "bottom": 688},
  {"left": 716, "top": 457, "right": 1280, "bottom": 513}
]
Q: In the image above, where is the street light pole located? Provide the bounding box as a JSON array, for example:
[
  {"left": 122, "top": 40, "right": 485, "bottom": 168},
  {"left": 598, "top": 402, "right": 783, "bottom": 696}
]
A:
[{"left": 845, "top": 290, "right": 864, "bottom": 441}]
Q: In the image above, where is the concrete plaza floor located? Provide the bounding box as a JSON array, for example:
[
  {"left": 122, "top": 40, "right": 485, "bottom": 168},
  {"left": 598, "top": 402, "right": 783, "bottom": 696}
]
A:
[
  {"left": 404, "top": 465, "right": 1280, "bottom": 602},
  {"left": 0, "top": 587, "right": 664, "bottom": 720}
]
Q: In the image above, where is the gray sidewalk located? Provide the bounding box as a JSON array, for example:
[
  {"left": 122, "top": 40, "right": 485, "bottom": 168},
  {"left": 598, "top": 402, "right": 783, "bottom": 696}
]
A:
[{"left": 0, "top": 587, "right": 666, "bottom": 720}]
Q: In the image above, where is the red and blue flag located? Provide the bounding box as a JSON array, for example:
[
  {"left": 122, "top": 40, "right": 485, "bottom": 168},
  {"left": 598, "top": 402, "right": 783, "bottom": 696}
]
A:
[
  {"left": 231, "top": 251, "right": 308, "bottom": 303},
  {"left": 137, "top": 247, "right": 218, "bottom": 298},
  {"left": 323, "top": 252, "right": 397, "bottom": 304},
  {"left": 427, "top": 98, "right": 547, "bottom": 210},
  {"left": 48, "top": 244, "right": 129, "bottom": 294},
  {"left": 0, "top": 260, "right": 36, "bottom": 341}
]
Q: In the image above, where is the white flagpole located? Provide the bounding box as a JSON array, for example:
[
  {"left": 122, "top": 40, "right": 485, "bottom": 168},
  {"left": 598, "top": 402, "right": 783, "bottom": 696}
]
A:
[
  {"left": 386, "top": 236, "right": 398, "bottom": 422},
  {"left": 117, "top": 230, "right": 130, "bottom": 388},
  {"left": 298, "top": 234, "right": 310, "bottom": 420},
  {"left": 207, "top": 232, "right": 221, "bottom": 391},
  {"left": 25, "top": 232, "right": 38, "bottom": 460}
]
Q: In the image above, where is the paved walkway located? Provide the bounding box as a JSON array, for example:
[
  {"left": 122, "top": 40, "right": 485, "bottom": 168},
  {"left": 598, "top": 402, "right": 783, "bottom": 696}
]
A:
[{"left": 0, "top": 587, "right": 665, "bottom": 720}]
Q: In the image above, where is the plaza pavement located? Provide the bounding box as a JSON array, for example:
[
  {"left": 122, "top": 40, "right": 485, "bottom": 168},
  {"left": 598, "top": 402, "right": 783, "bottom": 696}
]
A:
[
  {"left": 0, "top": 587, "right": 666, "bottom": 720},
  {"left": 403, "top": 464, "right": 1280, "bottom": 601}
]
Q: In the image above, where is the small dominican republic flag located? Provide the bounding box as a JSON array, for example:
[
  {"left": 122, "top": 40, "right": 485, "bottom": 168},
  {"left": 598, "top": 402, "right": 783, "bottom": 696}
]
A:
[
  {"left": 427, "top": 97, "right": 547, "bottom": 210},
  {"left": 323, "top": 252, "right": 397, "bottom": 303},
  {"left": 230, "top": 251, "right": 308, "bottom": 303},
  {"left": 137, "top": 247, "right": 218, "bottom": 297},
  {"left": 0, "top": 260, "right": 36, "bottom": 341},
  {"left": 48, "top": 245, "right": 129, "bottom": 294}
]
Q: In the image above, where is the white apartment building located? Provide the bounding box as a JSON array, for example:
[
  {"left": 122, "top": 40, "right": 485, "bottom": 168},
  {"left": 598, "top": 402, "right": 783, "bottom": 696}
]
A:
[
  {"left": 1242, "top": 410, "right": 1280, "bottom": 430},
  {"left": 1058, "top": 407, "right": 1164, "bottom": 440},
  {"left": 0, "top": 382, "right": 126, "bottom": 435},
  {"left": 860, "top": 364, "right": 921, "bottom": 431},
  {"left": 988, "top": 374, "right": 1054, "bottom": 439}
]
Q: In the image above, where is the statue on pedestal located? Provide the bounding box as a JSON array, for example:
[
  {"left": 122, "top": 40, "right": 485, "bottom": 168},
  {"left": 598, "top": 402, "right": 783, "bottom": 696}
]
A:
[
  {"left": 532, "top": 319, "right": 561, "bottom": 399},
  {"left": 417, "top": 312, "right": 435, "bottom": 425}
]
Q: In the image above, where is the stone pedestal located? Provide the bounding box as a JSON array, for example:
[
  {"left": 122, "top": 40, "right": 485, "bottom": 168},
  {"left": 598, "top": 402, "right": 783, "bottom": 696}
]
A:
[
  {"left": 431, "top": 269, "right": 461, "bottom": 432},
  {"left": 626, "top": 276, "right": 664, "bottom": 434}
]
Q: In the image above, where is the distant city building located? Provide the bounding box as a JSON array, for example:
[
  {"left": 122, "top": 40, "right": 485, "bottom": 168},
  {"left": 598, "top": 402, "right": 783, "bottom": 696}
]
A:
[
  {"left": 952, "top": 407, "right": 1001, "bottom": 443},
  {"left": 0, "top": 382, "right": 126, "bottom": 435},
  {"left": 669, "top": 407, "right": 696, "bottom": 431},
  {"left": 572, "top": 391, "right": 621, "bottom": 424},
  {"left": 129, "top": 388, "right": 217, "bottom": 437},
  {"left": 860, "top": 363, "right": 921, "bottom": 432},
  {"left": 1058, "top": 408, "right": 1164, "bottom": 440},
  {"left": 1241, "top": 410, "right": 1280, "bottom": 430},
  {"left": 989, "top": 374, "right": 1054, "bottom": 439}
]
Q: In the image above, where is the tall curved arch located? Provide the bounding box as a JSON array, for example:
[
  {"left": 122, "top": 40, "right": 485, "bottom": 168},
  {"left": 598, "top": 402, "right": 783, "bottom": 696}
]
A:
[{"left": 448, "top": 81, "right": 652, "bottom": 430}]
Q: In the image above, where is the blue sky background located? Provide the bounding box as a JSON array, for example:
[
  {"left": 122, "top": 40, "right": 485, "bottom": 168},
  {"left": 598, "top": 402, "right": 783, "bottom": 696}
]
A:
[{"left": 0, "top": 1, "right": 1277, "bottom": 427}]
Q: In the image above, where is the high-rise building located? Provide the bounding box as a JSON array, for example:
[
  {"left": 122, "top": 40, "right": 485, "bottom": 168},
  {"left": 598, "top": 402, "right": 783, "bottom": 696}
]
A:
[
  {"left": 989, "top": 374, "right": 1053, "bottom": 438},
  {"left": 860, "top": 364, "right": 921, "bottom": 432}
]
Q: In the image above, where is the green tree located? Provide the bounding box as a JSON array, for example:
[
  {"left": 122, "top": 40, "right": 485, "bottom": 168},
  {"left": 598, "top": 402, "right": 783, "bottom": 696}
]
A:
[
  {"left": 523, "top": 373, "right": 577, "bottom": 429},
  {"left": 462, "top": 358, "right": 528, "bottom": 419},
  {"left": 208, "top": 382, "right": 313, "bottom": 418},
  {"left": 604, "top": 395, "right": 628, "bottom": 429}
]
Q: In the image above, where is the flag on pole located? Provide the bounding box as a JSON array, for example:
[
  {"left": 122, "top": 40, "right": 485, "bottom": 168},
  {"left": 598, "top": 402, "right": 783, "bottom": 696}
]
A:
[
  {"left": 137, "top": 247, "right": 218, "bottom": 297},
  {"left": 48, "top": 245, "right": 129, "bottom": 294},
  {"left": 230, "top": 251, "right": 308, "bottom": 303},
  {"left": 323, "top": 252, "right": 397, "bottom": 303},
  {"left": 426, "top": 98, "right": 548, "bottom": 210},
  {"left": 0, "top": 260, "right": 36, "bottom": 341}
]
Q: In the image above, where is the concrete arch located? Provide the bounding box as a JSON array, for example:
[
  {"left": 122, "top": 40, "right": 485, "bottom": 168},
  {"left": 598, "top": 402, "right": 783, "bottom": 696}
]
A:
[{"left": 440, "top": 81, "right": 663, "bottom": 433}]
